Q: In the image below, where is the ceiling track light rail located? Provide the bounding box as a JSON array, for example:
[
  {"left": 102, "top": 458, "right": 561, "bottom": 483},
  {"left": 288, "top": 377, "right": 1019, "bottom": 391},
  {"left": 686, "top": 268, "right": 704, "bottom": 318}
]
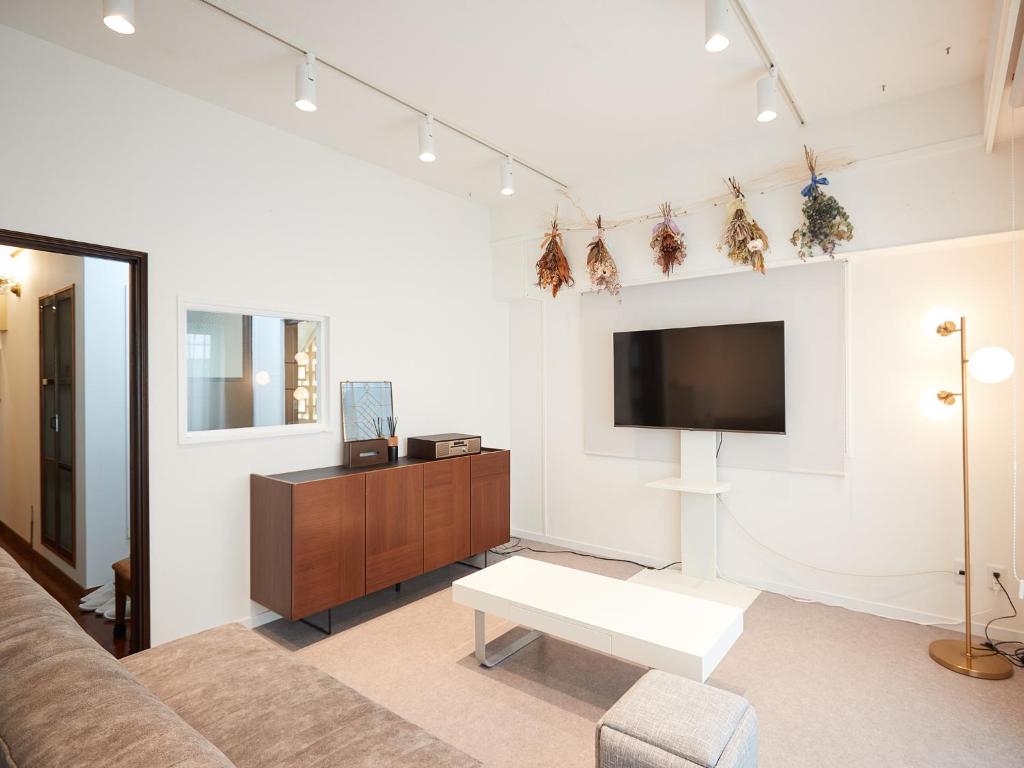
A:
[
  {"left": 194, "top": 0, "right": 568, "bottom": 190},
  {"left": 728, "top": 0, "right": 806, "bottom": 126}
]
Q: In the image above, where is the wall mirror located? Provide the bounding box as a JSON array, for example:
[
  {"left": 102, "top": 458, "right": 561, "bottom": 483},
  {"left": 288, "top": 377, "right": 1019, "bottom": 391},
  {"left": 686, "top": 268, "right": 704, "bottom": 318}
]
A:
[
  {"left": 340, "top": 381, "right": 394, "bottom": 441},
  {"left": 179, "top": 301, "right": 328, "bottom": 442}
]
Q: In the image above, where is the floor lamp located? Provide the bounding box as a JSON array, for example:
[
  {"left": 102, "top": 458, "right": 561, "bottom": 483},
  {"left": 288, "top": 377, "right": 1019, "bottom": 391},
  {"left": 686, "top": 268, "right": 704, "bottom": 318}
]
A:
[{"left": 919, "top": 310, "right": 1015, "bottom": 680}]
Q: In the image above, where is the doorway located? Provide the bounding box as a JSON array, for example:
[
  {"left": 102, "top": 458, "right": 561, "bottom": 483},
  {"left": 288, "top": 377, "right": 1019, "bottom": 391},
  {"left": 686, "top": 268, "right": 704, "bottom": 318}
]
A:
[{"left": 0, "top": 229, "right": 149, "bottom": 654}]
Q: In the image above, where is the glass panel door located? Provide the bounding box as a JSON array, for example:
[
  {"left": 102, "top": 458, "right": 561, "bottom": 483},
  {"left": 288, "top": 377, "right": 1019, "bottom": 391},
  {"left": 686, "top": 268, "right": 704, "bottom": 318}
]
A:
[{"left": 39, "top": 286, "right": 75, "bottom": 564}]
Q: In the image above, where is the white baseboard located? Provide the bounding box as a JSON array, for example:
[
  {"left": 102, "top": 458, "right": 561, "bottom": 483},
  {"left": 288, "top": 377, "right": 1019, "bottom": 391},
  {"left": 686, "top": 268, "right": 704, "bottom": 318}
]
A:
[
  {"left": 511, "top": 528, "right": 1024, "bottom": 643},
  {"left": 237, "top": 608, "right": 282, "bottom": 630},
  {"left": 510, "top": 528, "right": 671, "bottom": 569}
]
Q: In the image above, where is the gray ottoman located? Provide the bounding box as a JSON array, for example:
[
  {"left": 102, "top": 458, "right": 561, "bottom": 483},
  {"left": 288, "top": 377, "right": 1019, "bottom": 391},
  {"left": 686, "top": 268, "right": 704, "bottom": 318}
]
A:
[{"left": 596, "top": 670, "right": 758, "bottom": 768}]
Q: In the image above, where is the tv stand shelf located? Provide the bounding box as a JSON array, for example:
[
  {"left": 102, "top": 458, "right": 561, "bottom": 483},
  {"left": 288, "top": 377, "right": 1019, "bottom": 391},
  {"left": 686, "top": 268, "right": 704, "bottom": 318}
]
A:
[{"left": 646, "top": 478, "right": 731, "bottom": 494}]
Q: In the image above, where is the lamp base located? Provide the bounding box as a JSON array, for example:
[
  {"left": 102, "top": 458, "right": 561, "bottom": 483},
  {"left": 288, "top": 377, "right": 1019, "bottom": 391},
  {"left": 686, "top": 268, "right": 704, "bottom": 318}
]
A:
[{"left": 928, "top": 638, "right": 1014, "bottom": 679}]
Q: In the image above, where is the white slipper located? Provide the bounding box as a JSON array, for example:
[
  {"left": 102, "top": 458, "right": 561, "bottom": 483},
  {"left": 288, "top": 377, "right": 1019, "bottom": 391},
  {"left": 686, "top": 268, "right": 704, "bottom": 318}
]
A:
[
  {"left": 94, "top": 597, "right": 116, "bottom": 616},
  {"left": 103, "top": 598, "right": 130, "bottom": 622},
  {"left": 79, "top": 584, "right": 114, "bottom": 610}
]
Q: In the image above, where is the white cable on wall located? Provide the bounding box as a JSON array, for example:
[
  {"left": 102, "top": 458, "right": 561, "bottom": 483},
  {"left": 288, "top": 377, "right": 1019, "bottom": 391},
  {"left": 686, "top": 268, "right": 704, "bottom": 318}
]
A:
[
  {"left": 714, "top": 497, "right": 1000, "bottom": 630},
  {"left": 1011, "top": 108, "right": 1022, "bottom": 590},
  {"left": 715, "top": 495, "right": 953, "bottom": 579}
]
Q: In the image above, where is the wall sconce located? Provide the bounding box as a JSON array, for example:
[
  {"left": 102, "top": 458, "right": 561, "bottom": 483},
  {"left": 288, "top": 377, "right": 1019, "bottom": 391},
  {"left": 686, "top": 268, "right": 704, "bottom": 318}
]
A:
[
  {"left": 0, "top": 248, "right": 23, "bottom": 297},
  {"left": 919, "top": 310, "right": 1015, "bottom": 680},
  {"left": 0, "top": 278, "right": 21, "bottom": 298}
]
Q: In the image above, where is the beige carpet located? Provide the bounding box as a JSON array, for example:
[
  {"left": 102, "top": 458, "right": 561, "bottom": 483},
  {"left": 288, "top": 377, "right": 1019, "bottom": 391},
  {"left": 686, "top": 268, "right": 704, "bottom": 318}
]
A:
[{"left": 257, "top": 548, "right": 1024, "bottom": 768}]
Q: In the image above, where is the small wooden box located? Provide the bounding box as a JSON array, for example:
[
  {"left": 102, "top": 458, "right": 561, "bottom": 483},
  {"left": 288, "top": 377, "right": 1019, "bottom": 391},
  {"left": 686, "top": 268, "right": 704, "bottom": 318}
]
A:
[{"left": 342, "top": 438, "right": 388, "bottom": 468}]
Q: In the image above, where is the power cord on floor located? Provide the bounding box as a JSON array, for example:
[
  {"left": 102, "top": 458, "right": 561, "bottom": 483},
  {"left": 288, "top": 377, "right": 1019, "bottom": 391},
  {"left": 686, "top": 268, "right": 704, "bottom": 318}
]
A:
[
  {"left": 979, "top": 574, "right": 1024, "bottom": 668},
  {"left": 490, "top": 537, "right": 681, "bottom": 572}
]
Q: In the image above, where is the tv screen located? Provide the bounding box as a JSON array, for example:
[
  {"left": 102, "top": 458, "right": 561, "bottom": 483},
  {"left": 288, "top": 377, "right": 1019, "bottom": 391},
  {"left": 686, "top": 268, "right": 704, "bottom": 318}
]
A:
[{"left": 613, "top": 321, "right": 785, "bottom": 434}]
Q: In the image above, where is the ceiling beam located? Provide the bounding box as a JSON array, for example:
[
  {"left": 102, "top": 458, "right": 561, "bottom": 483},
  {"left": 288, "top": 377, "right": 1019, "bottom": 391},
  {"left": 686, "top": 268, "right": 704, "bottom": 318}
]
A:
[{"left": 984, "top": 0, "right": 1022, "bottom": 153}]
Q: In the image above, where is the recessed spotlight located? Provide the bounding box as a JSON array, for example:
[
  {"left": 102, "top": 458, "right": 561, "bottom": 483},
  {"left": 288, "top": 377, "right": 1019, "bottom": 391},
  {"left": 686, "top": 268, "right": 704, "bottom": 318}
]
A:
[
  {"left": 500, "top": 156, "right": 515, "bottom": 196},
  {"left": 295, "top": 53, "right": 317, "bottom": 112},
  {"left": 705, "top": 0, "right": 730, "bottom": 53},
  {"left": 418, "top": 114, "right": 436, "bottom": 162},
  {"left": 103, "top": 0, "right": 136, "bottom": 34}
]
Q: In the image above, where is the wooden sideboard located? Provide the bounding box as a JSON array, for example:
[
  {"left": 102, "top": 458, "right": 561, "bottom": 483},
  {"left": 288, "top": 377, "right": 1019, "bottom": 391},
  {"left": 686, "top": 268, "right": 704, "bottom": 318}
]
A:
[{"left": 251, "top": 449, "right": 510, "bottom": 621}]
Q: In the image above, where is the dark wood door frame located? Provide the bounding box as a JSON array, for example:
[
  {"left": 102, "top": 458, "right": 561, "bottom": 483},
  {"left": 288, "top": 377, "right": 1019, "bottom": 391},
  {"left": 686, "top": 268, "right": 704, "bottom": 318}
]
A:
[{"left": 0, "top": 229, "right": 150, "bottom": 652}]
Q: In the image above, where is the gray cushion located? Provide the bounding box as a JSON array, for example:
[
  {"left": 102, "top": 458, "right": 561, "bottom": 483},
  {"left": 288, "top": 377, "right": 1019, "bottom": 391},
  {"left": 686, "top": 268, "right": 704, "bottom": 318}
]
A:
[
  {"left": 598, "top": 728, "right": 704, "bottom": 768},
  {"left": 597, "top": 670, "right": 757, "bottom": 768}
]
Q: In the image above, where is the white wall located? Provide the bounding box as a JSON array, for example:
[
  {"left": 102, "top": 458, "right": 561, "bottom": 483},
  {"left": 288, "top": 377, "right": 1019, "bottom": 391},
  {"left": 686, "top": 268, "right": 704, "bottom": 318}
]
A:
[
  {"left": 500, "top": 139, "right": 1024, "bottom": 639},
  {"left": 83, "top": 257, "right": 130, "bottom": 588},
  {"left": 0, "top": 25, "right": 510, "bottom": 644}
]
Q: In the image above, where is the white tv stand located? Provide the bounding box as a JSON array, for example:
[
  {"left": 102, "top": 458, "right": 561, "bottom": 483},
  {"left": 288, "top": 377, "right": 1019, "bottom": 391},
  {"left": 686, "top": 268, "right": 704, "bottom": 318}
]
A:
[{"left": 638, "top": 430, "right": 759, "bottom": 611}]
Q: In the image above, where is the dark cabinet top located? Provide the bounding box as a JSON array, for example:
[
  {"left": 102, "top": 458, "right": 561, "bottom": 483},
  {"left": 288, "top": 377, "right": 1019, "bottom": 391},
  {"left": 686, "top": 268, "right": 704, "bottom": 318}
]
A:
[{"left": 259, "top": 448, "right": 508, "bottom": 485}]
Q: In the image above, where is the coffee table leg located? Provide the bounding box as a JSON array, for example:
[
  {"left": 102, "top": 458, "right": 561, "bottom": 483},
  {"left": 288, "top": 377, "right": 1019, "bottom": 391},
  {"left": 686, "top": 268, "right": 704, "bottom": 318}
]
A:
[{"left": 474, "top": 610, "right": 542, "bottom": 668}]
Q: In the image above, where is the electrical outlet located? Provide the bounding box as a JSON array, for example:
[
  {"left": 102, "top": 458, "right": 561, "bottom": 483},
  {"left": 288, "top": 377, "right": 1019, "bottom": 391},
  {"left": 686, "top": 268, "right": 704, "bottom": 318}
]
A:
[
  {"left": 987, "top": 564, "right": 1006, "bottom": 592},
  {"left": 953, "top": 559, "right": 965, "bottom": 585}
]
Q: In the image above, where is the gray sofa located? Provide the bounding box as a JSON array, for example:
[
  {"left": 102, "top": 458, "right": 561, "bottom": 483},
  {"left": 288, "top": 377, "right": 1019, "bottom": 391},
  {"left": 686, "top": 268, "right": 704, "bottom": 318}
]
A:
[
  {"left": 1, "top": 543, "right": 755, "bottom": 768},
  {"left": 0, "top": 546, "right": 478, "bottom": 768}
]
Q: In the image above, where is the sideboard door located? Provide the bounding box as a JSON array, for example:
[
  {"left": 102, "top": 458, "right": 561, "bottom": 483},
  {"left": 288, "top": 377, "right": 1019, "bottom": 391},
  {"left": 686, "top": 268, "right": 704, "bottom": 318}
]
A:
[
  {"left": 470, "top": 451, "right": 510, "bottom": 554},
  {"left": 423, "top": 456, "right": 471, "bottom": 572},
  {"left": 292, "top": 474, "right": 366, "bottom": 618},
  {"left": 366, "top": 464, "right": 424, "bottom": 592}
]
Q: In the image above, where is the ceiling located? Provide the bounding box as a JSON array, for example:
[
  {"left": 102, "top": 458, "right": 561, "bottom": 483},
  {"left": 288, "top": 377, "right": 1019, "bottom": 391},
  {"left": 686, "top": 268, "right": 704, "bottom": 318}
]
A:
[{"left": 0, "top": 0, "right": 997, "bottom": 225}]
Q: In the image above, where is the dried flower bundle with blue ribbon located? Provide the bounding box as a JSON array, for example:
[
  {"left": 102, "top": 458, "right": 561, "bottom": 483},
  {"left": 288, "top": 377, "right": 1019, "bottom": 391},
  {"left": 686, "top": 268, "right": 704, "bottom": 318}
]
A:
[{"left": 790, "top": 146, "right": 854, "bottom": 260}]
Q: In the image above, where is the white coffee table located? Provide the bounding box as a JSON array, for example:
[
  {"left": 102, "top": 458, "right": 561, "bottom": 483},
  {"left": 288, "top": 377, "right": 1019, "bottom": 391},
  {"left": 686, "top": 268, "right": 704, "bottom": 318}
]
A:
[{"left": 451, "top": 556, "right": 744, "bottom": 682}]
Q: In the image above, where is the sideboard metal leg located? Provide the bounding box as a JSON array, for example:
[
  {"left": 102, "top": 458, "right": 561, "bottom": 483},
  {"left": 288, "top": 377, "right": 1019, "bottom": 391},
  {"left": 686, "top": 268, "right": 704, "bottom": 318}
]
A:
[{"left": 300, "top": 609, "right": 332, "bottom": 636}]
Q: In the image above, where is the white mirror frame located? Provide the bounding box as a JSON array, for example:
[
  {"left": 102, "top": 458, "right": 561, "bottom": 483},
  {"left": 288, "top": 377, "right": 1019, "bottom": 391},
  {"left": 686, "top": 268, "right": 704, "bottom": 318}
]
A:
[{"left": 177, "top": 298, "right": 330, "bottom": 445}]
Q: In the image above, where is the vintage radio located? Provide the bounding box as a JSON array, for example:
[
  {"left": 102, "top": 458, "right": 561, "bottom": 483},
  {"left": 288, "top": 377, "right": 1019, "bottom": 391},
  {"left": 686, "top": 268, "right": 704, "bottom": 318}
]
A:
[{"left": 407, "top": 433, "right": 481, "bottom": 460}]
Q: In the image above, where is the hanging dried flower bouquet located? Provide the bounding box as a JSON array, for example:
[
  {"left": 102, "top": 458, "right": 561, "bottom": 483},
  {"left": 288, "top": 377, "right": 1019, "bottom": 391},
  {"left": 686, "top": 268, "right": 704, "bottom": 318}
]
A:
[
  {"left": 535, "top": 215, "right": 574, "bottom": 297},
  {"left": 585, "top": 216, "right": 621, "bottom": 298},
  {"left": 649, "top": 202, "right": 686, "bottom": 277},
  {"left": 719, "top": 177, "right": 769, "bottom": 274},
  {"left": 790, "top": 146, "right": 853, "bottom": 260}
]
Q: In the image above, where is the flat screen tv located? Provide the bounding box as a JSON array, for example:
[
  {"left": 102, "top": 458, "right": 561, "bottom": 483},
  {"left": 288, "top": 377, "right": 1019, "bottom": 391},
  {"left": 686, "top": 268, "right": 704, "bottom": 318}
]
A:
[{"left": 613, "top": 321, "right": 785, "bottom": 434}]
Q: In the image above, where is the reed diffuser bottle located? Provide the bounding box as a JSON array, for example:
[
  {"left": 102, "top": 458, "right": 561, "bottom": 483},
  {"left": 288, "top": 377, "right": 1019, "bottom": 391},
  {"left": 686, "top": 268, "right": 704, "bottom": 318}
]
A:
[{"left": 387, "top": 416, "right": 399, "bottom": 462}]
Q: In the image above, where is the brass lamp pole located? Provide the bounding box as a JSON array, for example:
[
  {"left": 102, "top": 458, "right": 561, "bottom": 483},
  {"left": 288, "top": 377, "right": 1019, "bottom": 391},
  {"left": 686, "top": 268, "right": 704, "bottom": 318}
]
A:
[{"left": 927, "top": 316, "right": 1013, "bottom": 680}]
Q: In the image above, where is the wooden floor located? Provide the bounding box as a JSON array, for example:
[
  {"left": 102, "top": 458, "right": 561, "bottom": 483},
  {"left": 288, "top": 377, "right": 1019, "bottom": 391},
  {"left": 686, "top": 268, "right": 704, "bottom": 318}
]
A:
[{"left": 0, "top": 526, "right": 129, "bottom": 658}]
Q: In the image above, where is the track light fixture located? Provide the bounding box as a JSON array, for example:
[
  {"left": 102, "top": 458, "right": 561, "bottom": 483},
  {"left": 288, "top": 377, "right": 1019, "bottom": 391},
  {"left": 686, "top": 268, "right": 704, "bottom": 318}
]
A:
[
  {"left": 500, "top": 156, "right": 515, "bottom": 196},
  {"left": 418, "top": 114, "right": 436, "bottom": 162},
  {"left": 756, "top": 67, "right": 778, "bottom": 122},
  {"left": 103, "top": 0, "right": 136, "bottom": 35},
  {"left": 704, "top": 0, "right": 730, "bottom": 53},
  {"left": 192, "top": 0, "right": 568, "bottom": 189},
  {"left": 294, "top": 52, "right": 317, "bottom": 112}
]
